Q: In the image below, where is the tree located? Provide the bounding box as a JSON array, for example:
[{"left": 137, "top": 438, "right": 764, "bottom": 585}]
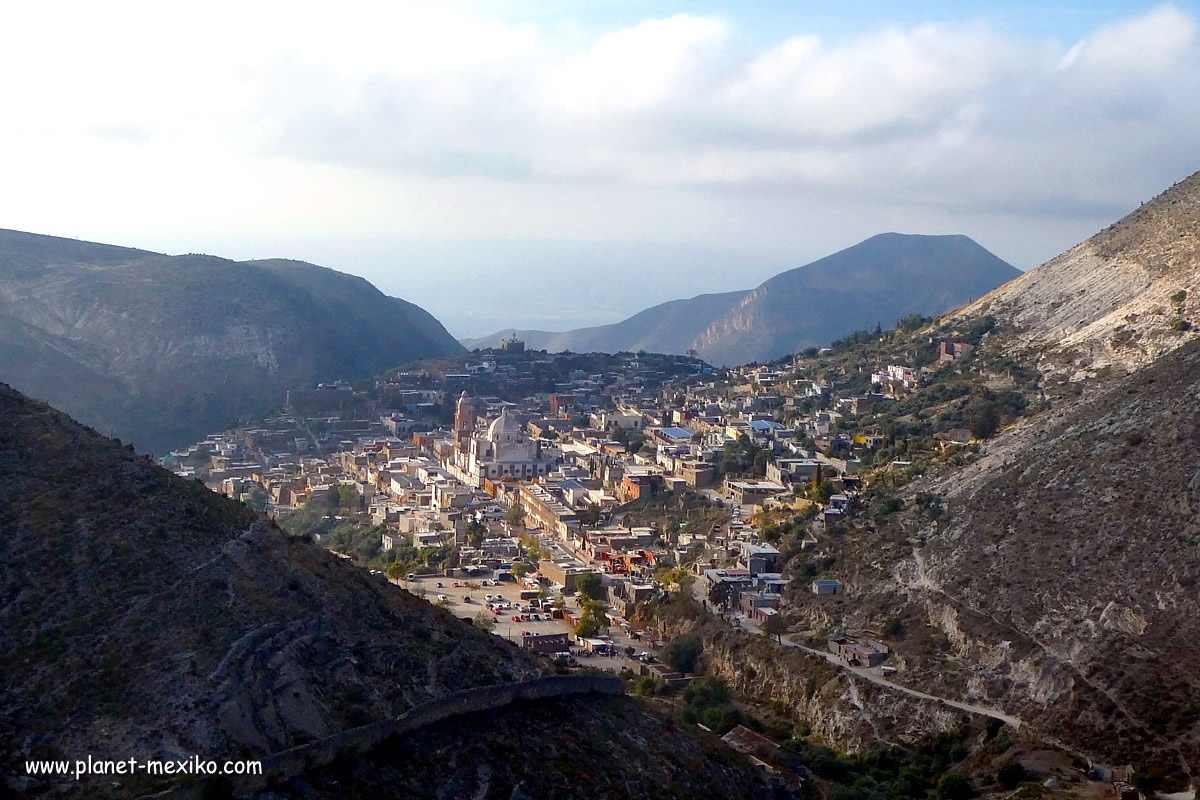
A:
[
  {"left": 246, "top": 485, "right": 268, "bottom": 513},
  {"left": 762, "top": 612, "right": 788, "bottom": 643},
  {"left": 575, "top": 600, "right": 609, "bottom": 638},
  {"left": 708, "top": 579, "right": 734, "bottom": 611},
  {"left": 662, "top": 633, "right": 703, "bottom": 676},
  {"left": 580, "top": 502, "right": 602, "bottom": 526},
  {"left": 512, "top": 562, "right": 528, "bottom": 580},
  {"left": 996, "top": 761, "right": 1026, "bottom": 790},
  {"left": 506, "top": 503, "right": 526, "bottom": 528},
  {"left": 964, "top": 397, "right": 1000, "bottom": 440},
  {"left": 467, "top": 521, "right": 487, "bottom": 550},
  {"left": 337, "top": 484, "right": 360, "bottom": 511},
  {"left": 473, "top": 611, "right": 496, "bottom": 632},
  {"left": 576, "top": 572, "right": 605, "bottom": 602},
  {"left": 934, "top": 772, "right": 975, "bottom": 800},
  {"left": 386, "top": 562, "right": 405, "bottom": 582}
]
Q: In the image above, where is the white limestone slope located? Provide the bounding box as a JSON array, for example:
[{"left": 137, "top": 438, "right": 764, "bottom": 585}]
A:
[{"left": 958, "top": 169, "right": 1200, "bottom": 373}]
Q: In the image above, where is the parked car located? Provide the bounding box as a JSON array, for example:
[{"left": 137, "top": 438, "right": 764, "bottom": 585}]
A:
[{"left": 437, "top": 594, "right": 449, "bottom": 602}]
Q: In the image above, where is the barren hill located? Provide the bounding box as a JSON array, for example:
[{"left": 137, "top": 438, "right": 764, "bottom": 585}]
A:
[
  {"left": 958, "top": 170, "right": 1200, "bottom": 374},
  {"left": 0, "top": 229, "right": 465, "bottom": 454},
  {"left": 782, "top": 170, "right": 1200, "bottom": 789},
  {"left": 693, "top": 233, "right": 1019, "bottom": 365},
  {"left": 466, "top": 234, "right": 1019, "bottom": 365},
  {"left": 0, "top": 382, "right": 538, "bottom": 789}
]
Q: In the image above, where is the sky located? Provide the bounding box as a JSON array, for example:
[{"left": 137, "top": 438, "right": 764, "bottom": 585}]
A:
[{"left": 1, "top": 1, "right": 1198, "bottom": 337}]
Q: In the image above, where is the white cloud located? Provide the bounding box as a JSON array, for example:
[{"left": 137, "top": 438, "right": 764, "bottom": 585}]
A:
[{"left": 0, "top": 2, "right": 1198, "bottom": 333}]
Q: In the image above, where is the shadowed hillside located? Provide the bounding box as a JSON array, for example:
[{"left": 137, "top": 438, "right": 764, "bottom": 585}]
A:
[{"left": 0, "top": 230, "right": 465, "bottom": 454}]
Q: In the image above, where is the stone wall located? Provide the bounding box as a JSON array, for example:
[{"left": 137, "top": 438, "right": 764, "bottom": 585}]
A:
[{"left": 143, "top": 674, "right": 621, "bottom": 799}]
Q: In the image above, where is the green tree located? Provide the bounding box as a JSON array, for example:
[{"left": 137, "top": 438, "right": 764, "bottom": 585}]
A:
[
  {"left": 662, "top": 633, "right": 703, "bottom": 675},
  {"left": 512, "top": 562, "right": 529, "bottom": 580},
  {"left": 506, "top": 503, "right": 526, "bottom": 528},
  {"left": 964, "top": 397, "right": 1000, "bottom": 440},
  {"left": 934, "top": 772, "right": 975, "bottom": 800},
  {"left": 762, "top": 611, "right": 788, "bottom": 643},
  {"left": 246, "top": 485, "right": 268, "bottom": 513},
  {"left": 337, "top": 484, "right": 360, "bottom": 511},
  {"left": 575, "top": 599, "right": 609, "bottom": 638},
  {"left": 386, "top": 562, "right": 405, "bottom": 582},
  {"left": 473, "top": 611, "right": 496, "bottom": 632},
  {"left": 708, "top": 579, "right": 734, "bottom": 611},
  {"left": 996, "top": 761, "right": 1026, "bottom": 790},
  {"left": 467, "top": 521, "right": 487, "bottom": 550},
  {"left": 580, "top": 502, "right": 602, "bottom": 526},
  {"left": 576, "top": 572, "right": 605, "bottom": 601}
]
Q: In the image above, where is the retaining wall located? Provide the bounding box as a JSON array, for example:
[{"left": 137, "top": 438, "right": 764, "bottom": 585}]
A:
[{"left": 144, "top": 674, "right": 622, "bottom": 799}]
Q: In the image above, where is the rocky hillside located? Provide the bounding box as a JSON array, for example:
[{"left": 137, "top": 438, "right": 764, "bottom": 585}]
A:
[
  {"left": 0, "top": 382, "right": 538, "bottom": 793},
  {"left": 467, "top": 234, "right": 1019, "bottom": 366},
  {"left": 0, "top": 229, "right": 464, "bottom": 454},
  {"left": 0, "top": 383, "right": 794, "bottom": 799},
  {"left": 958, "top": 169, "right": 1200, "bottom": 375},
  {"left": 772, "top": 171, "right": 1200, "bottom": 791},
  {"left": 258, "top": 695, "right": 796, "bottom": 800}
]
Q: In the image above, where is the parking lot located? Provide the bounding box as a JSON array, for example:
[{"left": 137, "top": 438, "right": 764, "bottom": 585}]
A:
[
  {"left": 395, "top": 572, "right": 657, "bottom": 675},
  {"left": 401, "top": 573, "right": 574, "bottom": 644}
]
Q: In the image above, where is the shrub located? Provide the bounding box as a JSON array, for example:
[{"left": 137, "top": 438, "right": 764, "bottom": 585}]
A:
[
  {"left": 662, "top": 633, "right": 703, "bottom": 675},
  {"left": 935, "top": 772, "right": 975, "bottom": 799},
  {"left": 997, "top": 760, "right": 1027, "bottom": 789}
]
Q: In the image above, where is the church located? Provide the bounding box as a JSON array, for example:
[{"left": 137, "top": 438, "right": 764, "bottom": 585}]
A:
[{"left": 447, "top": 392, "right": 558, "bottom": 487}]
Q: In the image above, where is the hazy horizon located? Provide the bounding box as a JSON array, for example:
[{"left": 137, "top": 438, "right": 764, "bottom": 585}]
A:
[{"left": 3, "top": 1, "right": 1198, "bottom": 336}]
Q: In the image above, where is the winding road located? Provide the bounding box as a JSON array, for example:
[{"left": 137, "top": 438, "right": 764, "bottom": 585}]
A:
[{"left": 738, "top": 617, "right": 1023, "bottom": 729}]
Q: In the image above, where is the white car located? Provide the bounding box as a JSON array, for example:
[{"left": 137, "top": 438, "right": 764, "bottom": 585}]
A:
[{"left": 437, "top": 594, "right": 449, "bottom": 602}]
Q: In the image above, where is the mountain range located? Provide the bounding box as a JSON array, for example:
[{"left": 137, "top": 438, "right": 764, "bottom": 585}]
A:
[
  {"left": 464, "top": 233, "right": 1021, "bottom": 365},
  {"left": 0, "top": 230, "right": 464, "bottom": 454}
]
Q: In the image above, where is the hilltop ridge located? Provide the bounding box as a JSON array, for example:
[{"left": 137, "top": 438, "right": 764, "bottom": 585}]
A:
[
  {"left": 467, "top": 233, "right": 1020, "bottom": 364},
  {"left": 0, "top": 229, "right": 465, "bottom": 454}
]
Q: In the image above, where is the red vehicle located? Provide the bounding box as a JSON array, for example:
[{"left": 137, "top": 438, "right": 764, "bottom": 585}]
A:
[{"left": 512, "top": 615, "right": 520, "bottom": 621}]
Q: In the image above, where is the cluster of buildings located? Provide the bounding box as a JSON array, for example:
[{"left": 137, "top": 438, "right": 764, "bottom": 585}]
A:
[{"left": 162, "top": 341, "right": 983, "bottom": 653}]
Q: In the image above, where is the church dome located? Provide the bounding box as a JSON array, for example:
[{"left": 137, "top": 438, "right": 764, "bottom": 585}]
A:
[{"left": 486, "top": 408, "right": 521, "bottom": 440}]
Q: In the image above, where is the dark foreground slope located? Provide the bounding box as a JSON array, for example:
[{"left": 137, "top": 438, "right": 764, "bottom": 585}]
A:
[
  {"left": 0, "top": 382, "right": 538, "bottom": 790},
  {"left": 0, "top": 383, "right": 792, "bottom": 799},
  {"left": 0, "top": 229, "right": 464, "bottom": 454},
  {"left": 259, "top": 695, "right": 794, "bottom": 800}
]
